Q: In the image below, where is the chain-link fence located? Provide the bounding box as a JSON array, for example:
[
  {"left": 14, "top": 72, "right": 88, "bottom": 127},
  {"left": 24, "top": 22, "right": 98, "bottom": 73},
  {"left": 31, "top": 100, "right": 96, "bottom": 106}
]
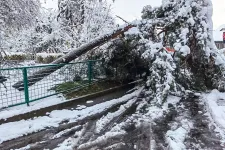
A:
[{"left": 0, "top": 60, "right": 104, "bottom": 109}]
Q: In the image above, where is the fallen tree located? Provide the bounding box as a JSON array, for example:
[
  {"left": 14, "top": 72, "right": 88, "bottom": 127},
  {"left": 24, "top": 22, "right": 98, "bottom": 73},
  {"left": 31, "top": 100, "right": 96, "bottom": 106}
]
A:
[
  {"left": 8, "top": 0, "right": 225, "bottom": 149},
  {"left": 92, "top": 0, "right": 225, "bottom": 105},
  {"left": 13, "top": 25, "right": 134, "bottom": 90},
  {"left": 13, "top": 0, "right": 225, "bottom": 96}
]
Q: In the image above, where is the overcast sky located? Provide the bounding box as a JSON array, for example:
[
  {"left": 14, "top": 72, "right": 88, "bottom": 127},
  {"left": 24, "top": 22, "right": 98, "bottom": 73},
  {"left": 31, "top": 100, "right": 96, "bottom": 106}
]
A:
[{"left": 41, "top": 0, "right": 225, "bottom": 29}]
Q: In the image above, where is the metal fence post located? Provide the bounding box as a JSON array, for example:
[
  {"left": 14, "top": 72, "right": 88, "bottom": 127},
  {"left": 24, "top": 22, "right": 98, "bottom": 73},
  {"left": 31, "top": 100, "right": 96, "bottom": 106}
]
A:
[
  {"left": 23, "top": 68, "right": 30, "bottom": 106},
  {"left": 88, "top": 61, "right": 93, "bottom": 85}
]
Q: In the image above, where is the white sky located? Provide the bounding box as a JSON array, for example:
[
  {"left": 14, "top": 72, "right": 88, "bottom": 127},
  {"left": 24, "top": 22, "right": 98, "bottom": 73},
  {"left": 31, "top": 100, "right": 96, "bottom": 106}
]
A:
[{"left": 41, "top": 0, "right": 225, "bottom": 30}]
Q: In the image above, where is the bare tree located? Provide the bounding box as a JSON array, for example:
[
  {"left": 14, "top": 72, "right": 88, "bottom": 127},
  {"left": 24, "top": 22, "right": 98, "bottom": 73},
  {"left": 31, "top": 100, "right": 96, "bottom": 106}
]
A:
[{"left": 0, "top": 0, "right": 40, "bottom": 33}]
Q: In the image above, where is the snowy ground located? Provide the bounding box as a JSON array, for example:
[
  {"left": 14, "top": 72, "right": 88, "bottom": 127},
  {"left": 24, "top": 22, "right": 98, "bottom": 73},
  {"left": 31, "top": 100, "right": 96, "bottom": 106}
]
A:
[
  {"left": 0, "top": 89, "right": 140, "bottom": 144},
  {"left": 0, "top": 94, "right": 64, "bottom": 120},
  {"left": 1, "top": 88, "right": 225, "bottom": 150},
  {"left": 204, "top": 90, "right": 225, "bottom": 129},
  {"left": 63, "top": 90, "right": 225, "bottom": 150},
  {"left": 203, "top": 90, "right": 225, "bottom": 145}
]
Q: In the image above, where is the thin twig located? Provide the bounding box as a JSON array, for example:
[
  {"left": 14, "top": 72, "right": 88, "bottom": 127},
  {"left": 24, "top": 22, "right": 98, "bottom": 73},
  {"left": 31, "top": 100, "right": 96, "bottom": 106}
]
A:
[{"left": 116, "top": 15, "right": 130, "bottom": 24}]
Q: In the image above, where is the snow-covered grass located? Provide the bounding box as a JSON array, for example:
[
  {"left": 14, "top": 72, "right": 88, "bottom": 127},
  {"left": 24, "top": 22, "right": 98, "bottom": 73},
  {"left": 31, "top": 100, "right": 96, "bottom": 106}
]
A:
[
  {"left": 2, "top": 52, "right": 27, "bottom": 61},
  {"left": 0, "top": 89, "right": 140, "bottom": 144},
  {"left": 36, "top": 53, "right": 64, "bottom": 63}
]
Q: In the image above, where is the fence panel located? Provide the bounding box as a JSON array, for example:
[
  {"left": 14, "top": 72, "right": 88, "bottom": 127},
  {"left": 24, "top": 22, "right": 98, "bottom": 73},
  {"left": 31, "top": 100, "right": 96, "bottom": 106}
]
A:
[
  {"left": 0, "top": 60, "right": 104, "bottom": 109},
  {"left": 0, "top": 68, "right": 25, "bottom": 107}
]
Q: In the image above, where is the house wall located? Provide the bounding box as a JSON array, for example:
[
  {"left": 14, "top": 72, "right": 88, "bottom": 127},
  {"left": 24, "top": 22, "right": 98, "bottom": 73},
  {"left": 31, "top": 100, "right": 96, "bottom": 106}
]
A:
[{"left": 215, "top": 42, "right": 225, "bottom": 49}]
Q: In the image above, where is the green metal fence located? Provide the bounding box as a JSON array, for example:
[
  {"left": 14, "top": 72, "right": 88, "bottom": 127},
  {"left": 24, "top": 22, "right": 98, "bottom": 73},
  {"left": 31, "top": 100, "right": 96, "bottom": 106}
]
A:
[{"left": 0, "top": 60, "right": 104, "bottom": 109}]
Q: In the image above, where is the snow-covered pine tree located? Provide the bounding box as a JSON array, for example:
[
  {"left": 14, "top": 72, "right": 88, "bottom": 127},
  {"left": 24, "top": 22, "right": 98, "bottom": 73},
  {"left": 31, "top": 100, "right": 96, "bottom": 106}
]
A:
[
  {"left": 142, "top": 0, "right": 225, "bottom": 100},
  {"left": 98, "top": 0, "right": 225, "bottom": 104}
]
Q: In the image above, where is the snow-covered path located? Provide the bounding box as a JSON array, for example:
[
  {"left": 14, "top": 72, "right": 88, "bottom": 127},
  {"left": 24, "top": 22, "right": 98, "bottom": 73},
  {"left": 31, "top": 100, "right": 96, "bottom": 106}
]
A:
[
  {"left": 1, "top": 89, "right": 225, "bottom": 150},
  {"left": 0, "top": 89, "right": 141, "bottom": 149},
  {"left": 203, "top": 90, "right": 225, "bottom": 146}
]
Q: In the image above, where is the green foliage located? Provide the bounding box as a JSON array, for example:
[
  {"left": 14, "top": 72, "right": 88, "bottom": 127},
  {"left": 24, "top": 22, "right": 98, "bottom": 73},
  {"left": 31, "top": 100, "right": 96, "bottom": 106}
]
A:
[
  {"left": 52, "top": 81, "right": 83, "bottom": 93},
  {"left": 52, "top": 80, "right": 120, "bottom": 99},
  {"left": 36, "top": 56, "right": 44, "bottom": 63},
  {"left": 100, "top": 38, "right": 149, "bottom": 82}
]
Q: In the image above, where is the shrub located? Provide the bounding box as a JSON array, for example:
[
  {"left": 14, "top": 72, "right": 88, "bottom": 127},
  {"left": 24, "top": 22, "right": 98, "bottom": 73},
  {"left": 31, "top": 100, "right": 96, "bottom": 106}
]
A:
[
  {"left": 36, "top": 53, "right": 64, "bottom": 64},
  {"left": 4, "top": 52, "right": 26, "bottom": 61}
]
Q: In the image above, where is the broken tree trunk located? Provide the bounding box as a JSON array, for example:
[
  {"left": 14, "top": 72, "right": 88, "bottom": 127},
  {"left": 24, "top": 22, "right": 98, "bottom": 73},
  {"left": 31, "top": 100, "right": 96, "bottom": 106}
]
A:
[{"left": 13, "top": 25, "right": 134, "bottom": 90}]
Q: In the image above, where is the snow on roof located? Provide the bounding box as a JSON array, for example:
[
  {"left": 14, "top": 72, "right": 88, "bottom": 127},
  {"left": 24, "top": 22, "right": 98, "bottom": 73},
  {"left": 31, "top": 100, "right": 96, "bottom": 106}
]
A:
[
  {"left": 218, "top": 24, "right": 225, "bottom": 31},
  {"left": 213, "top": 24, "right": 225, "bottom": 41}
]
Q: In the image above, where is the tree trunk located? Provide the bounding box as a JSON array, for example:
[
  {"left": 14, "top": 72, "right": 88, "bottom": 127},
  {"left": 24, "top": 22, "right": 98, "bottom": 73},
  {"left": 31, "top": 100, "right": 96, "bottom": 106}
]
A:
[{"left": 13, "top": 25, "right": 134, "bottom": 90}]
